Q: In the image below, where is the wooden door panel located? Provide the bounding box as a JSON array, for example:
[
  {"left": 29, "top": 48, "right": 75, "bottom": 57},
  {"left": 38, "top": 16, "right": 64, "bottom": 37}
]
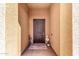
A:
[{"left": 33, "top": 19, "right": 45, "bottom": 43}]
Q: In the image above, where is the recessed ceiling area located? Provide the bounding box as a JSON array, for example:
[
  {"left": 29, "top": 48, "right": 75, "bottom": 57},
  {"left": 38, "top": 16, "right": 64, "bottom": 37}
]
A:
[{"left": 27, "top": 3, "right": 51, "bottom": 9}]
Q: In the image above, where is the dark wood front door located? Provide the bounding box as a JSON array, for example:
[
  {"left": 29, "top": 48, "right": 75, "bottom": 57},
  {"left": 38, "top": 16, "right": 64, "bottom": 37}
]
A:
[{"left": 33, "top": 19, "right": 45, "bottom": 43}]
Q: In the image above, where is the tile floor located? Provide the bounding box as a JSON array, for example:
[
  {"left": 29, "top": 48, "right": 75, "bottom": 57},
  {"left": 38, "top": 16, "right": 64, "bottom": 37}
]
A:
[{"left": 22, "top": 43, "right": 57, "bottom": 56}]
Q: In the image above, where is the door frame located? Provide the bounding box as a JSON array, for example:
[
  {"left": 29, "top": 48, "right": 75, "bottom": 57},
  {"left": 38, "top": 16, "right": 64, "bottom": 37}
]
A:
[{"left": 33, "top": 19, "right": 45, "bottom": 43}]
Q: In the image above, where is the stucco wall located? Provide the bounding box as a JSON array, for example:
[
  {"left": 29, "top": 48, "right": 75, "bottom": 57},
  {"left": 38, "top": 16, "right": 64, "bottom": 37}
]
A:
[
  {"left": 50, "top": 4, "right": 60, "bottom": 55},
  {"left": 60, "top": 3, "right": 72, "bottom": 56},
  {"left": 18, "top": 4, "right": 29, "bottom": 53},
  {"left": 5, "top": 4, "right": 21, "bottom": 56}
]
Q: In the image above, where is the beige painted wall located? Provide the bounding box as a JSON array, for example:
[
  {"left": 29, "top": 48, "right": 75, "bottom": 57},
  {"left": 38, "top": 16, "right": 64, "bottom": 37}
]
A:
[
  {"left": 29, "top": 8, "right": 50, "bottom": 43},
  {"left": 18, "top": 4, "right": 29, "bottom": 53},
  {"left": 50, "top": 4, "right": 60, "bottom": 55},
  {"left": 60, "top": 3, "right": 72, "bottom": 56},
  {"left": 6, "top": 4, "right": 21, "bottom": 55}
]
